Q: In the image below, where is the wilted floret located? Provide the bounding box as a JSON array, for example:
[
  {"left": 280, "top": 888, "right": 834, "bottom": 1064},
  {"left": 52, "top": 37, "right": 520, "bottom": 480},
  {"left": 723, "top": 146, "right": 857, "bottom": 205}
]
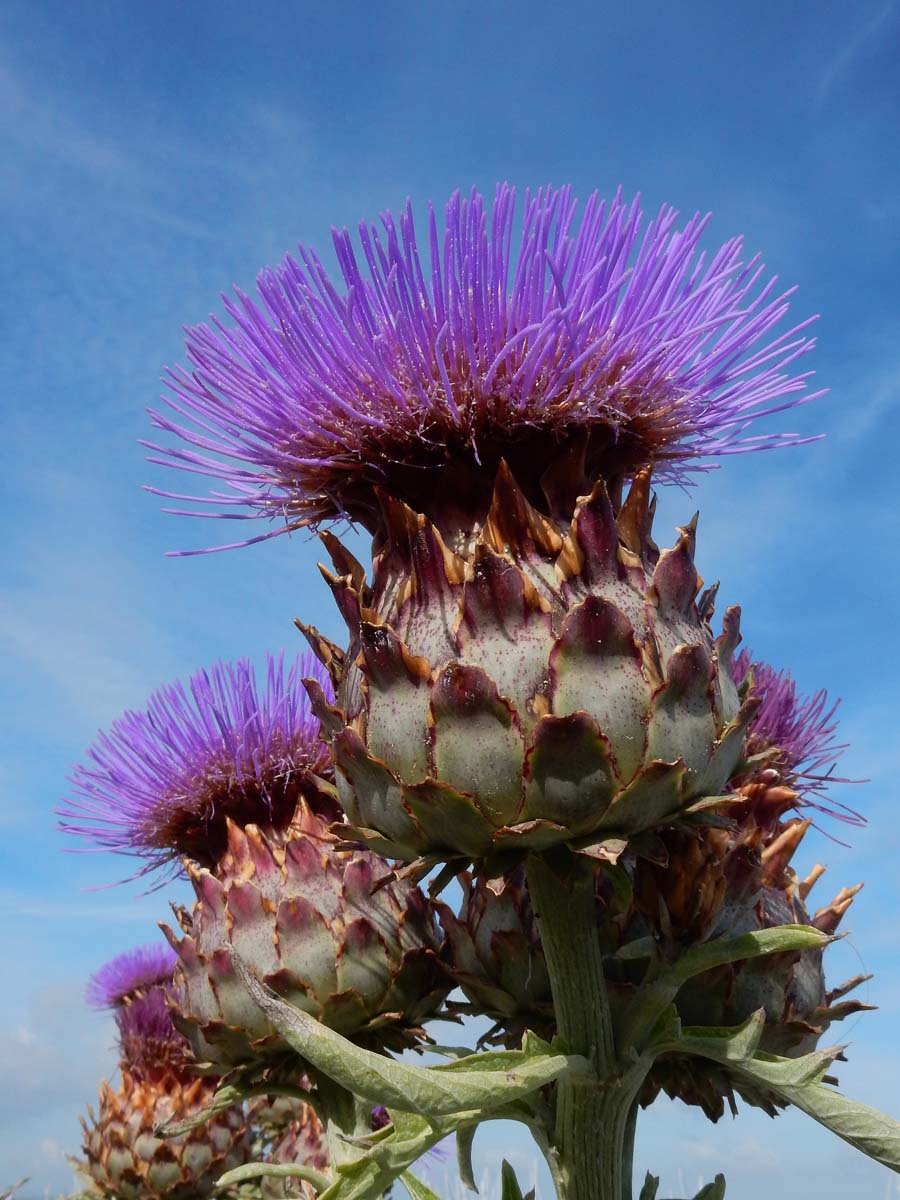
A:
[
  {"left": 148, "top": 185, "right": 822, "bottom": 546},
  {"left": 59, "top": 653, "right": 333, "bottom": 878}
]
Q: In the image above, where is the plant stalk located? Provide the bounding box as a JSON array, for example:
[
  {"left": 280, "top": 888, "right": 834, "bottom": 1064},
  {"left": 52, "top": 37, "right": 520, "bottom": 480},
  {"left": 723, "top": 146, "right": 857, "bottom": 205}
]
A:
[{"left": 526, "top": 853, "right": 636, "bottom": 1200}]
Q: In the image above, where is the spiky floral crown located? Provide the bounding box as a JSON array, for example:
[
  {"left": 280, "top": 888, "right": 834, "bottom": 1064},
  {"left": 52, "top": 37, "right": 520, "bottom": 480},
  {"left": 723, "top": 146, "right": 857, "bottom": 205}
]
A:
[
  {"left": 59, "top": 652, "right": 333, "bottom": 878},
  {"left": 147, "top": 184, "right": 821, "bottom": 547}
]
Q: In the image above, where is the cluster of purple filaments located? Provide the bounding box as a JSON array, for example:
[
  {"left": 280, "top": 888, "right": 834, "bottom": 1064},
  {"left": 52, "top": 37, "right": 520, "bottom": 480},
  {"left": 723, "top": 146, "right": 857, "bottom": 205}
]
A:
[
  {"left": 86, "top": 943, "right": 177, "bottom": 1009},
  {"left": 736, "top": 651, "right": 862, "bottom": 825},
  {"left": 147, "top": 184, "right": 822, "bottom": 547},
  {"left": 59, "top": 652, "right": 332, "bottom": 877}
]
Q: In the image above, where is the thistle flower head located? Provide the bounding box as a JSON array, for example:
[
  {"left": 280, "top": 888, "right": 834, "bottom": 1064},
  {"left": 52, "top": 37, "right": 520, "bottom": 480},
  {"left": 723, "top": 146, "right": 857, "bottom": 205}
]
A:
[
  {"left": 59, "top": 652, "right": 334, "bottom": 879},
  {"left": 115, "top": 987, "right": 188, "bottom": 1079},
  {"left": 87, "top": 946, "right": 191, "bottom": 1080},
  {"left": 85, "top": 942, "right": 177, "bottom": 1009},
  {"left": 148, "top": 184, "right": 822, "bottom": 548},
  {"left": 736, "top": 650, "right": 863, "bottom": 825}
]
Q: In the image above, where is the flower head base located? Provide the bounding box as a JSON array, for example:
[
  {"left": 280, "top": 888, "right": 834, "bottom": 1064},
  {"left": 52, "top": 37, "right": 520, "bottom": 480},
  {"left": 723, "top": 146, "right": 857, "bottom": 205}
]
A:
[
  {"left": 60, "top": 653, "right": 334, "bottom": 879},
  {"left": 148, "top": 185, "right": 821, "bottom": 548},
  {"left": 735, "top": 651, "right": 863, "bottom": 826}
]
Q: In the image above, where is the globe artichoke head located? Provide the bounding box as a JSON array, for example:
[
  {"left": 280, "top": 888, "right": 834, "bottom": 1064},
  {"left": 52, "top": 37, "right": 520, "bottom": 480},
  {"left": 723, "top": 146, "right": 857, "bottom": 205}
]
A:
[
  {"left": 80, "top": 1071, "right": 248, "bottom": 1200},
  {"left": 164, "top": 794, "right": 449, "bottom": 1070},
  {"left": 304, "top": 464, "right": 756, "bottom": 868},
  {"left": 260, "top": 1102, "right": 329, "bottom": 1199},
  {"left": 436, "top": 867, "right": 552, "bottom": 1044}
]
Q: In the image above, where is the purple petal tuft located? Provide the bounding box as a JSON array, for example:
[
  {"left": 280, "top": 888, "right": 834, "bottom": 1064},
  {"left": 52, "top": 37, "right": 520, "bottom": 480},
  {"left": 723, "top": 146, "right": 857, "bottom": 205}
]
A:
[
  {"left": 736, "top": 650, "right": 864, "bottom": 826},
  {"left": 59, "top": 652, "right": 334, "bottom": 879},
  {"left": 147, "top": 185, "right": 824, "bottom": 549},
  {"left": 86, "top": 943, "right": 177, "bottom": 1009}
]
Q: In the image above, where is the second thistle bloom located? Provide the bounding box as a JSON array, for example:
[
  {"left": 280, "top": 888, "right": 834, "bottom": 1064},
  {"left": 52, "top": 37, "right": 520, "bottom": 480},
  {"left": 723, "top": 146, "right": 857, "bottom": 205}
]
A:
[
  {"left": 60, "top": 653, "right": 333, "bottom": 878},
  {"left": 77, "top": 948, "right": 250, "bottom": 1199},
  {"left": 62, "top": 652, "right": 449, "bottom": 1071}
]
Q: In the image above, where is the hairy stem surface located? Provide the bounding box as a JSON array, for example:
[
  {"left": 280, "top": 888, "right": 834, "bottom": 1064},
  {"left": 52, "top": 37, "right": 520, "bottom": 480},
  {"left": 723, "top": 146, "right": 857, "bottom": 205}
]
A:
[{"left": 526, "top": 854, "right": 637, "bottom": 1200}]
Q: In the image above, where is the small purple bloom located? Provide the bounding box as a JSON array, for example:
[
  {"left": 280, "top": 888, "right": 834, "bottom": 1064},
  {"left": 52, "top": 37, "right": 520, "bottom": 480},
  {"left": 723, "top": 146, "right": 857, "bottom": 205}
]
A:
[
  {"left": 59, "top": 652, "right": 333, "bottom": 878},
  {"left": 86, "top": 943, "right": 177, "bottom": 1009},
  {"left": 736, "top": 650, "right": 863, "bottom": 825},
  {"left": 146, "top": 185, "right": 823, "bottom": 550},
  {"left": 87, "top": 946, "right": 190, "bottom": 1077},
  {"left": 116, "top": 987, "right": 186, "bottom": 1076}
]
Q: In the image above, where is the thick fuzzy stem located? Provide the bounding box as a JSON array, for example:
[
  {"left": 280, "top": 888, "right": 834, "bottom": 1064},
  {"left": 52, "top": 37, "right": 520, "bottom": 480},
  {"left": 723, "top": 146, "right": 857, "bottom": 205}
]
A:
[{"left": 526, "top": 854, "right": 634, "bottom": 1200}]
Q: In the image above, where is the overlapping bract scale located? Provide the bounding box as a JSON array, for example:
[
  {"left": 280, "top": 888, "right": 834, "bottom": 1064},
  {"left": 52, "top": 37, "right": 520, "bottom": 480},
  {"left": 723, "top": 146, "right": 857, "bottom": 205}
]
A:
[
  {"left": 163, "top": 797, "right": 449, "bottom": 1070},
  {"left": 302, "top": 466, "right": 757, "bottom": 863},
  {"left": 79, "top": 1073, "right": 248, "bottom": 1200}
]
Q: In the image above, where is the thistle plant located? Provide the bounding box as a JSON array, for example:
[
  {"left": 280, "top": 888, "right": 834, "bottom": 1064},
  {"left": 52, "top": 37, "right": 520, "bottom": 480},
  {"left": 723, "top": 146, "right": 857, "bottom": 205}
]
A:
[
  {"left": 59, "top": 185, "right": 900, "bottom": 1200},
  {"left": 72, "top": 946, "right": 251, "bottom": 1199}
]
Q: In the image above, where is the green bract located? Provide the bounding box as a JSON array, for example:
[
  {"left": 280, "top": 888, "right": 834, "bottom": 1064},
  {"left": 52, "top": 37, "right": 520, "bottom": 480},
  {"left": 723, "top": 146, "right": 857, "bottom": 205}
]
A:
[
  {"left": 162, "top": 798, "right": 449, "bottom": 1070},
  {"left": 303, "top": 466, "right": 757, "bottom": 866}
]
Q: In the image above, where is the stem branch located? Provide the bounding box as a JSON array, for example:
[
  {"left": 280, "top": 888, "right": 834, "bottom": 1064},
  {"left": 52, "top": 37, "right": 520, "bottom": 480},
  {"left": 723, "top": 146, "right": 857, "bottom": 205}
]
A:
[{"left": 526, "top": 854, "right": 637, "bottom": 1200}]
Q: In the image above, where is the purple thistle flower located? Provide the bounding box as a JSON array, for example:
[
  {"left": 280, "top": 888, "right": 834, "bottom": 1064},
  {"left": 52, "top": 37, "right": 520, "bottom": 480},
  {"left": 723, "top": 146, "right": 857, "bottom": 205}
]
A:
[
  {"left": 115, "top": 987, "right": 188, "bottom": 1077},
  {"left": 86, "top": 943, "right": 177, "bottom": 1009},
  {"left": 87, "top": 946, "right": 191, "bottom": 1078},
  {"left": 146, "top": 184, "right": 823, "bottom": 550},
  {"left": 59, "top": 652, "right": 334, "bottom": 878},
  {"left": 736, "top": 650, "right": 863, "bottom": 826}
]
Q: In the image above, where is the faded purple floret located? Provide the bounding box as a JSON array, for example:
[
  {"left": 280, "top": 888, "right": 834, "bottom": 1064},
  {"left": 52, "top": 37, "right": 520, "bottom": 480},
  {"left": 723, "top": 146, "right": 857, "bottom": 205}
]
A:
[
  {"left": 737, "top": 650, "right": 862, "bottom": 825},
  {"left": 86, "top": 943, "right": 177, "bottom": 1009},
  {"left": 59, "top": 652, "right": 333, "bottom": 878},
  {"left": 146, "top": 184, "right": 822, "bottom": 549}
]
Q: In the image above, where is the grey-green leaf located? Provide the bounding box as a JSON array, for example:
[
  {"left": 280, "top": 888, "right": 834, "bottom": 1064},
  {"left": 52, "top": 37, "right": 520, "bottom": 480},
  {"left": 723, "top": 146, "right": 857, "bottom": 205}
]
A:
[
  {"left": 664, "top": 1014, "right": 900, "bottom": 1174},
  {"left": 457, "top": 1125, "right": 479, "bottom": 1192},
  {"left": 638, "top": 1172, "right": 659, "bottom": 1200},
  {"left": 158, "top": 1081, "right": 315, "bottom": 1137},
  {"left": 666, "top": 925, "right": 828, "bottom": 986},
  {"left": 500, "top": 1160, "right": 531, "bottom": 1200},
  {"left": 622, "top": 927, "right": 828, "bottom": 1050},
  {"left": 401, "top": 1172, "right": 444, "bottom": 1200},
  {"left": 232, "top": 956, "right": 585, "bottom": 1117},
  {"left": 692, "top": 1175, "right": 726, "bottom": 1199},
  {"left": 764, "top": 1081, "right": 900, "bottom": 1174},
  {"left": 216, "top": 1161, "right": 331, "bottom": 1190}
]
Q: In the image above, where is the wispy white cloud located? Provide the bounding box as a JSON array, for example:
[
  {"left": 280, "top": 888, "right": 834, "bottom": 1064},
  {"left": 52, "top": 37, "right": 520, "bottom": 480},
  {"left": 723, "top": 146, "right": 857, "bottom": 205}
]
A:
[{"left": 817, "top": 1, "right": 898, "bottom": 104}]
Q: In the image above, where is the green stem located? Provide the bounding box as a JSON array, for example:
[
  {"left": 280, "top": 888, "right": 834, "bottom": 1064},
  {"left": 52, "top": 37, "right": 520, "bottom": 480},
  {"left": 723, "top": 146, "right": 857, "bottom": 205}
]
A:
[{"left": 526, "top": 854, "right": 636, "bottom": 1200}]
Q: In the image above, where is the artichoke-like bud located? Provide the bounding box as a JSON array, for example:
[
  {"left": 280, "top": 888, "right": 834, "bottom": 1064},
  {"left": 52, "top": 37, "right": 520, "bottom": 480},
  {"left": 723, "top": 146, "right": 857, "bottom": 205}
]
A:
[
  {"left": 304, "top": 465, "right": 755, "bottom": 864},
  {"left": 437, "top": 868, "right": 552, "bottom": 1044},
  {"left": 80, "top": 1070, "right": 248, "bottom": 1199},
  {"left": 260, "top": 1102, "right": 329, "bottom": 1199},
  {"left": 76, "top": 948, "right": 251, "bottom": 1198},
  {"left": 61, "top": 653, "right": 450, "bottom": 1070},
  {"left": 163, "top": 794, "right": 449, "bottom": 1069}
]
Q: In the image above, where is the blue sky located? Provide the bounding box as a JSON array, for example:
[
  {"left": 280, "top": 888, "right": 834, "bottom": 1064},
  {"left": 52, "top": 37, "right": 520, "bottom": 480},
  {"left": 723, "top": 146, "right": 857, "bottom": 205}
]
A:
[{"left": 1, "top": 1, "right": 899, "bottom": 1195}]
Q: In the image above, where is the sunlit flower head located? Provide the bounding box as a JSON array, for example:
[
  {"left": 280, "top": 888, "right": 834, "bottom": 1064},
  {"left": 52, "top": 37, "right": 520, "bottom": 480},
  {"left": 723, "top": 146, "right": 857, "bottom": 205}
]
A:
[
  {"left": 147, "top": 184, "right": 822, "bottom": 548},
  {"left": 59, "top": 652, "right": 333, "bottom": 879}
]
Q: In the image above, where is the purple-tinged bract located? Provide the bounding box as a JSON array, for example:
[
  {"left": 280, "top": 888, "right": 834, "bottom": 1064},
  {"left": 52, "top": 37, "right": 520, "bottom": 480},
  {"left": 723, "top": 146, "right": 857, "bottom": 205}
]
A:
[
  {"left": 735, "top": 650, "right": 862, "bottom": 825},
  {"left": 86, "top": 943, "right": 177, "bottom": 1009},
  {"left": 59, "top": 652, "right": 333, "bottom": 878},
  {"left": 147, "top": 185, "right": 822, "bottom": 546}
]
